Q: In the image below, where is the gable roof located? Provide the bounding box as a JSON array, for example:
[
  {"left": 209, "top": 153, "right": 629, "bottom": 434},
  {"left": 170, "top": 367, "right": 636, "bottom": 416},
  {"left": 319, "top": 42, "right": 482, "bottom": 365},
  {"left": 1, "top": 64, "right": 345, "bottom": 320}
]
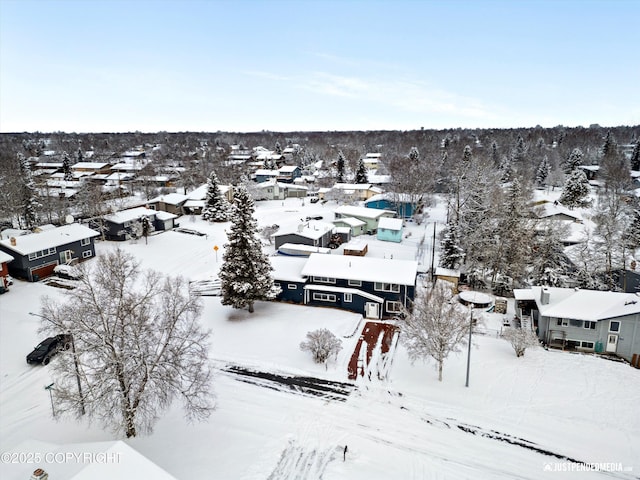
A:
[
  {"left": 0, "top": 224, "right": 99, "bottom": 255},
  {"left": 147, "top": 193, "right": 188, "bottom": 205},
  {"left": 378, "top": 217, "right": 403, "bottom": 231},
  {"left": 301, "top": 253, "right": 418, "bottom": 285},
  {"left": 531, "top": 286, "right": 640, "bottom": 321},
  {"left": 0, "top": 250, "right": 14, "bottom": 264},
  {"left": 275, "top": 221, "right": 334, "bottom": 240},
  {"left": 103, "top": 207, "right": 156, "bottom": 224},
  {"left": 335, "top": 205, "right": 394, "bottom": 219}
]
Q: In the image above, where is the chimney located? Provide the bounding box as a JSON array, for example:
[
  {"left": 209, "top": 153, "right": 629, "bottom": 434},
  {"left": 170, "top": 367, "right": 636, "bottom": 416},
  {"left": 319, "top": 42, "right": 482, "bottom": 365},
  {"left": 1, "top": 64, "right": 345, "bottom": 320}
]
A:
[
  {"left": 30, "top": 469, "right": 49, "bottom": 480},
  {"left": 541, "top": 288, "right": 550, "bottom": 305},
  {"left": 10, "top": 237, "right": 16, "bottom": 246}
]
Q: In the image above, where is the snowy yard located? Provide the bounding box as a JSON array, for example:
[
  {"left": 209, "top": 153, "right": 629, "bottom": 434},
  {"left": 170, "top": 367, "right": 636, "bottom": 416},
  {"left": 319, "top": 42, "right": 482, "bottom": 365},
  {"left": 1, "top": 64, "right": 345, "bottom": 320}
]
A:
[{"left": 1, "top": 197, "right": 639, "bottom": 479}]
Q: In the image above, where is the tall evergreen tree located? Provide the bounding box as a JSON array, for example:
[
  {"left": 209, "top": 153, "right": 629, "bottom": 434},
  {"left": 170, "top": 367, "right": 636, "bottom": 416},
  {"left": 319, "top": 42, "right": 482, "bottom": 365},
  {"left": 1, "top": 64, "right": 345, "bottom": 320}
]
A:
[
  {"left": 559, "top": 169, "right": 591, "bottom": 209},
  {"left": 439, "top": 220, "right": 464, "bottom": 270},
  {"left": 202, "top": 171, "right": 229, "bottom": 222},
  {"left": 630, "top": 140, "right": 640, "bottom": 171},
  {"left": 336, "top": 150, "right": 345, "bottom": 183},
  {"left": 562, "top": 148, "right": 583, "bottom": 174},
  {"left": 354, "top": 158, "right": 368, "bottom": 184},
  {"left": 535, "top": 156, "right": 551, "bottom": 186},
  {"left": 219, "top": 185, "right": 279, "bottom": 313},
  {"left": 531, "top": 223, "right": 569, "bottom": 287},
  {"left": 18, "top": 153, "right": 38, "bottom": 229},
  {"left": 511, "top": 135, "right": 527, "bottom": 163},
  {"left": 62, "top": 151, "right": 73, "bottom": 181},
  {"left": 498, "top": 155, "right": 513, "bottom": 183}
]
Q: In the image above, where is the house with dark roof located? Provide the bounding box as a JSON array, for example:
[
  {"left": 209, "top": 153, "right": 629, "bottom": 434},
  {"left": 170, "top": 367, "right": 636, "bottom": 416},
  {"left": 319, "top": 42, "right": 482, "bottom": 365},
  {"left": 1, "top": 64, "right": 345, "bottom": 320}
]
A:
[{"left": 0, "top": 224, "right": 100, "bottom": 281}]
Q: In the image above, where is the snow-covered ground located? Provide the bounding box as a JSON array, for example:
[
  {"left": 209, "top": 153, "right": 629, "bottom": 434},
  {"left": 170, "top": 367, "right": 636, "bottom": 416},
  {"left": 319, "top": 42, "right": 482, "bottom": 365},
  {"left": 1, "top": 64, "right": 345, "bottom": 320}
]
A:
[{"left": 1, "top": 196, "right": 639, "bottom": 479}]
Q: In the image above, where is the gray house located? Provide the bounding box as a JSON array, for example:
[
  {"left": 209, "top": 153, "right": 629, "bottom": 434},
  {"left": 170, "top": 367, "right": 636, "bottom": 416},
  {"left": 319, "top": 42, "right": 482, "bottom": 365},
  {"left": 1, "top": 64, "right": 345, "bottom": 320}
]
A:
[
  {"left": 515, "top": 286, "right": 640, "bottom": 363},
  {"left": 334, "top": 205, "right": 395, "bottom": 234},
  {"left": 272, "top": 221, "right": 335, "bottom": 250},
  {"left": 0, "top": 223, "right": 100, "bottom": 281},
  {"left": 95, "top": 207, "right": 177, "bottom": 241}
]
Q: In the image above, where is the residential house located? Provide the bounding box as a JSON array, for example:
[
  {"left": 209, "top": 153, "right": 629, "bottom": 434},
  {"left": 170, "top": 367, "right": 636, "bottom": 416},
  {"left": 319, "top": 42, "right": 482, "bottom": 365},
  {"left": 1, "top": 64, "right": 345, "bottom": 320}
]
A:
[
  {"left": 271, "top": 256, "right": 307, "bottom": 304},
  {"left": 276, "top": 165, "right": 301, "bottom": 183},
  {"left": 515, "top": 286, "right": 640, "bottom": 363},
  {"left": 254, "top": 169, "right": 279, "bottom": 183},
  {"left": 333, "top": 217, "right": 367, "bottom": 237},
  {"left": 329, "top": 183, "right": 383, "bottom": 202},
  {"left": 0, "top": 250, "right": 14, "bottom": 291},
  {"left": 334, "top": 205, "right": 395, "bottom": 234},
  {"left": 365, "top": 193, "right": 419, "bottom": 218},
  {"left": 300, "top": 253, "right": 418, "bottom": 319},
  {"left": 377, "top": 217, "right": 403, "bottom": 243},
  {"left": 71, "top": 162, "right": 112, "bottom": 176},
  {"left": 145, "top": 193, "right": 188, "bottom": 216},
  {"left": 95, "top": 207, "right": 177, "bottom": 241},
  {"left": 182, "top": 184, "right": 233, "bottom": 215},
  {"left": 255, "top": 180, "right": 308, "bottom": 200},
  {"left": 273, "top": 221, "right": 335, "bottom": 250},
  {"left": 0, "top": 223, "right": 100, "bottom": 281}
]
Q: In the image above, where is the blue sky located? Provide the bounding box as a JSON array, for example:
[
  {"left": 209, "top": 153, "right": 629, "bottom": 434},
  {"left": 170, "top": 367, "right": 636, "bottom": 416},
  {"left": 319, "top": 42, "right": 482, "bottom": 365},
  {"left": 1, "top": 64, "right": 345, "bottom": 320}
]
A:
[{"left": 1, "top": 0, "right": 638, "bottom": 133}]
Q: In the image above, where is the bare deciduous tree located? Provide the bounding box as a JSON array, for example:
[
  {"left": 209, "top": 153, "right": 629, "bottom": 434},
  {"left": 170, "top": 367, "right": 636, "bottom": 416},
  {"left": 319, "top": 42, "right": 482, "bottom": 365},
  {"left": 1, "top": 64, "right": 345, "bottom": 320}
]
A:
[
  {"left": 400, "top": 282, "right": 470, "bottom": 381},
  {"left": 39, "top": 248, "right": 214, "bottom": 438},
  {"left": 502, "top": 327, "right": 539, "bottom": 357},
  {"left": 300, "top": 329, "right": 342, "bottom": 364}
]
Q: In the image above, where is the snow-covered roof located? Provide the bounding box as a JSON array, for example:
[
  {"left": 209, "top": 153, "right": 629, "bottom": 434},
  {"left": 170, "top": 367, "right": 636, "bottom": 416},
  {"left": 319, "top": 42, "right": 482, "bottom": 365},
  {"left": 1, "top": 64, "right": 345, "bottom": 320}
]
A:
[
  {"left": 378, "top": 217, "right": 403, "bottom": 231},
  {"left": 531, "top": 286, "right": 640, "bottom": 321},
  {"left": 2, "top": 440, "right": 177, "bottom": 480},
  {"left": 333, "top": 183, "right": 373, "bottom": 191},
  {"left": 365, "top": 192, "right": 418, "bottom": 204},
  {"left": 276, "top": 221, "right": 334, "bottom": 240},
  {"left": 335, "top": 205, "right": 394, "bottom": 219},
  {"left": 104, "top": 207, "right": 157, "bottom": 224},
  {"left": 0, "top": 228, "right": 29, "bottom": 240},
  {"left": 435, "top": 267, "right": 460, "bottom": 278},
  {"left": 187, "top": 184, "right": 208, "bottom": 200},
  {"left": 0, "top": 250, "right": 14, "bottom": 263},
  {"left": 301, "top": 253, "right": 418, "bottom": 285},
  {"left": 270, "top": 255, "right": 309, "bottom": 282},
  {"left": 278, "top": 165, "right": 299, "bottom": 173},
  {"left": 0, "top": 224, "right": 99, "bottom": 255},
  {"left": 148, "top": 193, "right": 188, "bottom": 205},
  {"left": 333, "top": 217, "right": 366, "bottom": 227},
  {"left": 513, "top": 288, "right": 537, "bottom": 300},
  {"left": 155, "top": 211, "right": 178, "bottom": 221},
  {"left": 71, "top": 162, "right": 109, "bottom": 169},
  {"left": 365, "top": 152, "right": 382, "bottom": 158},
  {"left": 255, "top": 169, "right": 278, "bottom": 176},
  {"left": 367, "top": 174, "right": 392, "bottom": 184},
  {"left": 534, "top": 202, "right": 583, "bottom": 221}
]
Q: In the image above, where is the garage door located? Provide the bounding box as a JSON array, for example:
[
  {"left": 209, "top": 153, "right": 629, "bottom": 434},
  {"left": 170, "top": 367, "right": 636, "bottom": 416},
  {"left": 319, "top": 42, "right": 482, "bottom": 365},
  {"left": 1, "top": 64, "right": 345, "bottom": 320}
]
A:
[{"left": 30, "top": 261, "right": 58, "bottom": 281}]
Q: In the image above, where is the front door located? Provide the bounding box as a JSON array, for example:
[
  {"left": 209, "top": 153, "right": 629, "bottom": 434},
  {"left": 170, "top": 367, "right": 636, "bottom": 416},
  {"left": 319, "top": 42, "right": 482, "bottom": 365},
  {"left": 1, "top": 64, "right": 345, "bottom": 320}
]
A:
[
  {"left": 59, "top": 250, "right": 72, "bottom": 264},
  {"left": 606, "top": 334, "right": 618, "bottom": 353},
  {"left": 365, "top": 302, "right": 379, "bottom": 319}
]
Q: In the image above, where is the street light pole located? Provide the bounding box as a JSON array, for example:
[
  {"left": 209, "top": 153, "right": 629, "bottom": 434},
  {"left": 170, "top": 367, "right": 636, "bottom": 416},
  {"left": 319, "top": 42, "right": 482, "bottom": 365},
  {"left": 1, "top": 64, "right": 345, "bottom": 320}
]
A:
[
  {"left": 465, "top": 305, "right": 473, "bottom": 388},
  {"left": 29, "top": 312, "right": 85, "bottom": 415}
]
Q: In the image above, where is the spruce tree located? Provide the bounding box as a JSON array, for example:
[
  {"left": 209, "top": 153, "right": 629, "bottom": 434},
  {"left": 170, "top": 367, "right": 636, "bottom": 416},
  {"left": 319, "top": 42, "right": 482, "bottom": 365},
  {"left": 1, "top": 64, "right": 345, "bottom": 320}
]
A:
[
  {"left": 559, "top": 169, "right": 591, "bottom": 209},
  {"left": 531, "top": 224, "right": 569, "bottom": 287},
  {"left": 630, "top": 140, "right": 640, "bottom": 171},
  {"left": 18, "top": 153, "right": 39, "bottom": 229},
  {"left": 336, "top": 150, "right": 345, "bottom": 183},
  {"left": 62, "top": 151, "right": 73, "bottom": 181},
  {"left": 535, "top": 156, "right": 551, "bottom": 186},
  {"left": 439, "top": 221, "right": 464, "bottom": 270},
  {"left": 202, "top": 171, "right": 229, "bottom": 222},
  {"left": 219, "top": 185, "right": 278, "bottom": 313},
  {"left": 562, "top": 148, "right": 583, "bottom": 174},
  {"left": 355, "top": 158, "right": 368, "bottom": 184}
]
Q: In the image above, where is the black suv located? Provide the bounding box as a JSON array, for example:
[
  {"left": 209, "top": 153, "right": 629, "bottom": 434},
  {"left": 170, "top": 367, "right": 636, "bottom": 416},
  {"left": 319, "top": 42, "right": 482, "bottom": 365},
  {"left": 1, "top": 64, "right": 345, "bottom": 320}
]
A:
[{"left": 26, "top": 334, "right": 73, "bottom": 365}]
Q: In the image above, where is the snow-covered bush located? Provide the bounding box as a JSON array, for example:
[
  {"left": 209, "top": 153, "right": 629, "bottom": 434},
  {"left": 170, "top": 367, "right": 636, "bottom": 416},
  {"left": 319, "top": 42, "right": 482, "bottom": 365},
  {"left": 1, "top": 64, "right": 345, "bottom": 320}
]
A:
[{"left": 300, "top": 329, "right": 342, "bottom": 364}]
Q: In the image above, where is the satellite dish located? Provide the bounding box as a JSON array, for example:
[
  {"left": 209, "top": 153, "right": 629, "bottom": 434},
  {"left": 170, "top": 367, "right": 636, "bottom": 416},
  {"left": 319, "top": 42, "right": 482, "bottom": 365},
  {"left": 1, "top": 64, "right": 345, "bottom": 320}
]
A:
[{"left": 65, "top": 215, "right": 74, "bottom": 224}]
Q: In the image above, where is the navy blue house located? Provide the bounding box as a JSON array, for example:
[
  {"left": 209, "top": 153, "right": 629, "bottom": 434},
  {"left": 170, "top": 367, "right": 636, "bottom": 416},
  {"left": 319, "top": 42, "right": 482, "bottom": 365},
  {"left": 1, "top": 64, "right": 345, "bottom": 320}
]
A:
[
  {"left": 272, "top": 253, "right": 418, "bottom": 319},
  {"left": 0, "top": 224, "right": 100, "bottom": 281},
  {"left": 365, "top": 193, "right": 419, "bottom": 219}
]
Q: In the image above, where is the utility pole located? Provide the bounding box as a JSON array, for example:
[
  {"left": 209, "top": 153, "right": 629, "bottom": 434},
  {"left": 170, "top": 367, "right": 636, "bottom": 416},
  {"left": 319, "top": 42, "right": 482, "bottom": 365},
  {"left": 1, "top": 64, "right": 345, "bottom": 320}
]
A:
[
  {"left": 465, "top": 306, "right": 473, "bottom": 388},
  {"left": 430, "top": 222, "right": 436, "bottom": 281}
]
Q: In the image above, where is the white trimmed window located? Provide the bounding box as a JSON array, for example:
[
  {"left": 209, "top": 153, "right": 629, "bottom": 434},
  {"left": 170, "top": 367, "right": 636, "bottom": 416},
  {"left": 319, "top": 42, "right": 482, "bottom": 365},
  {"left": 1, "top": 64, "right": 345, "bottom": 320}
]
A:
[
  {"left": 348, "top": 279, "right": 362, "bottom": 287},
  {"left": 80, "top": 237, "right": 90, "bottom": 246},
  {"left": 556, "top": 318, "right": 569, "bottom": 327},
  {"left": 609, "top": 320, "right": 620, "bottom": 333},
  {"left": 313, "top": 293, "right": 336, "bottom": 302},
  {"left": 386, "top": 301, "right": 402, "bottom": 313},
  {"left": 313, "top": 276, "right": 336, "bottom": 284},
  {"left": 344, "top": 293, "right": 352, "bottom": 303},
  {"left": 288, "top": 284, "right": 297, "bottom": 290},
  {"left": 374, "top": 282, "right": 400, "bottom": 293},
  {"left": 82, "top": 250, "right": 92, "bottom": 258},
  {"left": 583, "top": 321, "right": 596, "bottom": 330}
]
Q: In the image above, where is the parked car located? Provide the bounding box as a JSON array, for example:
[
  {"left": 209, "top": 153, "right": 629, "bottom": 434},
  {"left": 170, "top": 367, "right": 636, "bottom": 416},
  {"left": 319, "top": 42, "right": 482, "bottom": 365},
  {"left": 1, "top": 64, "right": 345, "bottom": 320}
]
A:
[
  {"left": 54, "top": 264, "right": 82, "bottom": 280},
  {"left": 26, "top": 334, "right": 73, "bottom": 365}
]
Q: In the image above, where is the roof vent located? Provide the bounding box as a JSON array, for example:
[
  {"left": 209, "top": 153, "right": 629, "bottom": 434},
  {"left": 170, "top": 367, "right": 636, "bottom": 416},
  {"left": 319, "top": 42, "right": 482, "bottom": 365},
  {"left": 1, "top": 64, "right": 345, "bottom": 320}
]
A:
[{"left": 9, "top": 237, "right": 16, "bottom": 246}]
